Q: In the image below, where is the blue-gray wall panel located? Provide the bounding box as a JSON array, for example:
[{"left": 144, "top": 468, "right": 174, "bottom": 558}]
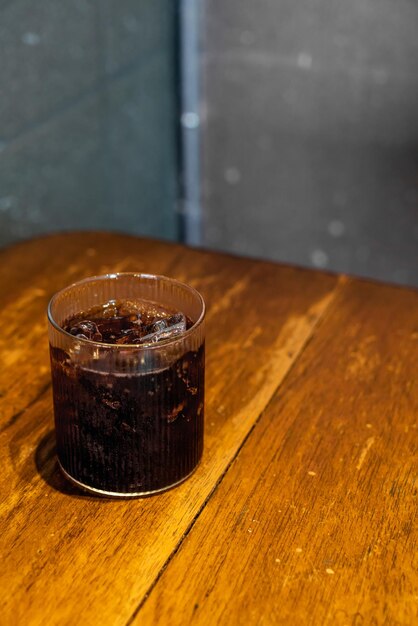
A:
[{"left": 0, "top": 0, "right": 179, "bottom": 247}]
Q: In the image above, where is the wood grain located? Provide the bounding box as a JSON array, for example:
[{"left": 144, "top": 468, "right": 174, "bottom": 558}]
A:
[
  {"left": 0, "top": 233, "right": 339, "bottom": 625},
  {"left": 136, "top": 279, "right": 418, "bottom": 625}
]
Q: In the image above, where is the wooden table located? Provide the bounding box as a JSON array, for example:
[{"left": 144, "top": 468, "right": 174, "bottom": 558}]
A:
[{"left": 0, "top": 233, "right": 417, "bottom": 625}]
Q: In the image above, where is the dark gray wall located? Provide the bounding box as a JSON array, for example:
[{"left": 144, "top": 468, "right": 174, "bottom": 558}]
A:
[
  {"left": 200, "top": 0, "right": 418, "bottom": 286},
  {"left": 0, "top": 0, "right": 179, "bottom": 247}
]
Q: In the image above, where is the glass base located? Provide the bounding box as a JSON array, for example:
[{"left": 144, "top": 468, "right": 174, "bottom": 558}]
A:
[{"left": 58, "top": 461, "right": 199, "bottom": 498}]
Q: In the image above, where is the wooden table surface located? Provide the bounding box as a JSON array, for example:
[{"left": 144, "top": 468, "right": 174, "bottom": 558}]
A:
[{"left": 0, "top": 233, "right": 417, "bottom": 626}]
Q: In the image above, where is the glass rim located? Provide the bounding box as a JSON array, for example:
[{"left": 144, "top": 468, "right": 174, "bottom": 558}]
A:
[{"left": 47, "top": 272, "right": 206, "bottom": 351}]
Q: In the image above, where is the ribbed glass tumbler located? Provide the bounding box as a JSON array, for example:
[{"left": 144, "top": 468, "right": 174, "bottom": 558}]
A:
[{"left": 47, "top": 273, "right": 205, "bottom": 497}]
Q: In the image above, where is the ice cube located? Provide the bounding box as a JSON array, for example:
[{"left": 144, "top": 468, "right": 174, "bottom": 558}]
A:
[
  {"left": 117, "top": 301, "right": 143, "bottom": 324},
  {"left": 68, "top": 320, "right": 102, "bottom": 342},
  {"left": 168, "top": 313, "right": 186, "bottom": 327},
  {"left": 136, "top": 313, "right": 187, "bottom": 344},
  {"left": 115, "top": 328, "right": 142, "bottom": 345},
  {"left": 151, "top": 319, "right": 168, "bottom": 332},
  {"left": 97, "top": 316, "right": 129, "bottom": 342},
  {"left": 101, "top": 300, "right": 118, "bottom": 318}
]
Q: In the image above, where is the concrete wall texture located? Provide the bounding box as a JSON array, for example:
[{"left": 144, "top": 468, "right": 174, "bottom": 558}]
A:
[
  {"left": 0, "top": 0, "right": 179, "bottom": 247},
  {"left": 200, "top": 0, "right": 418, "bottom": 287}
]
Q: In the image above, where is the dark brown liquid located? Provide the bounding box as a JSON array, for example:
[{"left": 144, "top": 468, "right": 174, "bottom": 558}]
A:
[{"left": 50, "top": 300, "right": 204, "bottom": 494}]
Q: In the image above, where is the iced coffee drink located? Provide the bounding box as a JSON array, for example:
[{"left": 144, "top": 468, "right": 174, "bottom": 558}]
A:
[{"left": 47, "top": 273, "right": 205, "bottom": 496}]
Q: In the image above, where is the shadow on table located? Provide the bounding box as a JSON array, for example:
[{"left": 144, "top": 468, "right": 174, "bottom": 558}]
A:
[{"left": 35, "top": 430, "right": 101, "bottom": 500}]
